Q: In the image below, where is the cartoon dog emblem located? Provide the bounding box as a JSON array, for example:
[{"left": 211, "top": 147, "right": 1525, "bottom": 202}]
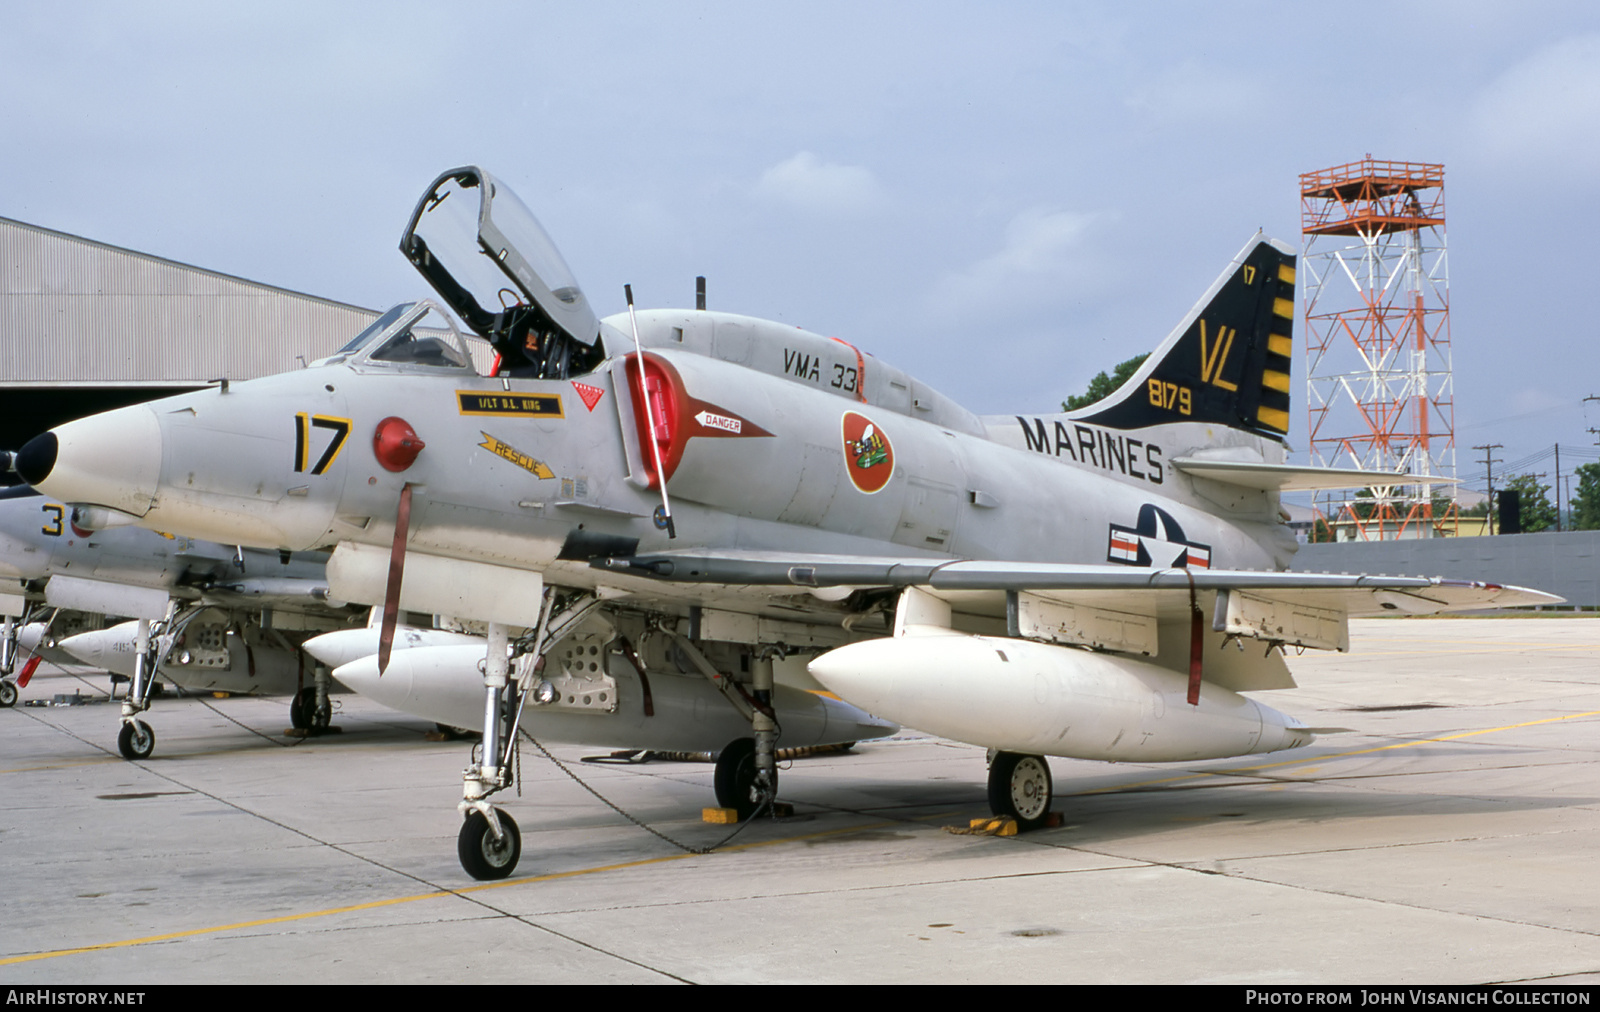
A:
[
  {"left": 1107, "top": 503, "right": 1212, "bottom": 569},
  {"left": 841, "top": 411, "right": 894, "bottom": 494}
]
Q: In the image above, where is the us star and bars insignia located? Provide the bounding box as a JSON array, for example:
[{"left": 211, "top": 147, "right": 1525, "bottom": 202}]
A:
[{"left": 1107, "top": 503, "right": 1211, "bottom": 569}]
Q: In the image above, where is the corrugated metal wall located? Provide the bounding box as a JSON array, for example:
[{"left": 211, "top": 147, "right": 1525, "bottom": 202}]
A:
[
  {"left": 1293, "top": 531, "right": 1600, "bottom": 609},
  {"left": 0, "top": 216, "right": 379, "bottom": 384}
]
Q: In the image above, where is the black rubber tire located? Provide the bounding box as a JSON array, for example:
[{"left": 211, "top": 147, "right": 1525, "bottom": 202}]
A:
[
  {"left": 987, "top": 751, "right": 1053, "bottom": 831},
  {"left": 458, "top": 810, "right": 521, "bottom": 880},
  {"left": 289, "top": 687, "right": 330, "bottom": 731},
  {"left": 0, "top": 680, "right": 16, "bottom": 708},
  {"left": 117, "top": 720, "right": 156, "bottom": 760},
  {"left": 714, "top": 737, "right": 774, "bottom": 820}
]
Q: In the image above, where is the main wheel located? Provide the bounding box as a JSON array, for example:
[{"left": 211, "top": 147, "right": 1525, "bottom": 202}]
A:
[
  {"left": 987, "top": 751, "right": 1053, "bottom": 831},
  {"left": 117, "top": 720, "right": 156, "bottom": 760},
  {"left": 0, "top": 680, "right": 16, "bottom": 708},
  {"left": 458, "top": 809, "right": 521, "bottom": 880},
  {"left": 289, "top": 687, "right": 330, "bottom": 731},
  {"left": 714, "top": 737, "right": 775, "bottom": 820}
]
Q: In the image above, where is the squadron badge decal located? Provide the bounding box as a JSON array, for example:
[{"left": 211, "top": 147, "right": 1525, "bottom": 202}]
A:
[{"left": 841, "top": 411, "right": 894, "bottom": 494}]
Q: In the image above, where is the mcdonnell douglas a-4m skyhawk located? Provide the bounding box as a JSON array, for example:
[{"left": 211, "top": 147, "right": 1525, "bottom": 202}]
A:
[{"left": 17, "top": 167, "right": 1555, "bottom": 879}]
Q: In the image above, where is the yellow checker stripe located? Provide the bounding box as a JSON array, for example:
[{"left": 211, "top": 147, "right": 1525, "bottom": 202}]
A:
[{"left": 1257, "top": 406, "right": 1290, "bottom": 431}]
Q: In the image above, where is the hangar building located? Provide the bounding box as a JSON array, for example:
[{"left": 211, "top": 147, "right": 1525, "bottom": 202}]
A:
[{"left": 0, "top": 216, "right": 379, "bottom": 459}]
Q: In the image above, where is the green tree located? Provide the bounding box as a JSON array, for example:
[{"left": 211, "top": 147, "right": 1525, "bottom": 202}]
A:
[
  {"left": 1570, "top": 463, "right": 1600, "bottom": 531},
  {"left": 1499, "top": 473, "right": 1557, "bottom": 533},
  {"left": 1063, "top": 353, "right": 1150, "bottom": 411},
  {"left": 1351, "top": 488, "right": 1379, "bottom": 521}
]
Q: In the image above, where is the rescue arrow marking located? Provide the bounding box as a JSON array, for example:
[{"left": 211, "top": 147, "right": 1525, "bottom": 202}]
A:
[{"left": 477, "top": 432, "right": 555, "bottom": 479}]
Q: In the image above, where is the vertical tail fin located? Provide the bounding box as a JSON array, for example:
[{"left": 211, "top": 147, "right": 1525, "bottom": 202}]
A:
[{"left": 1077, "top": 234, "right": 1296, "bottom": 439}]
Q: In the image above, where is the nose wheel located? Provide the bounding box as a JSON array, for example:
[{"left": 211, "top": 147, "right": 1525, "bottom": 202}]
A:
[
  {"left": 458, "top": 809, "right": 521, "bottom": 880},
  {"left": 987, "top": 751, "right": 1052, "bottom": 831},
  {"left": 117, "top": 719, "right": 156, "bottom": 760},
  {"left": 0, "top": 680, "right": 17, "bottom": 708}
]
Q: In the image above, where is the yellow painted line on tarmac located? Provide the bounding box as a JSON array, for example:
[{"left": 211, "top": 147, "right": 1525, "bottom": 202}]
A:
[
  {"left": 0, "top": 819, "right": 895, "bottom": 967},
  {"left": 14, "top": 707, "right": 1600, "bottom": 965},
  {"left": 0, "top": 756, "right": 128, "bottom": 776},
  {"left": 1069, "top": 708, "right": 1600, "bottom": 796}
]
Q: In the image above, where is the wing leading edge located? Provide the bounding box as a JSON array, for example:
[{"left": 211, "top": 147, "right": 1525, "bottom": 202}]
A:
[{"left": 593, "top": 550, "right": 1560, "bottom": 615}]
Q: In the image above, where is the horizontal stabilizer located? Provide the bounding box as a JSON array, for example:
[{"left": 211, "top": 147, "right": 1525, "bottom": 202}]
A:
[{"left": 1171, "top": 458, "right": 1462, "bottom": 493}]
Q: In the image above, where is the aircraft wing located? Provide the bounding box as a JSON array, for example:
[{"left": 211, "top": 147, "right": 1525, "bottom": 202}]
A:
[
  {"left": 593, "top": 550, "right": 1558, "bottom": 616},
  {"left": 596, "top": 550, "right": 1558, "bottom": 694}
]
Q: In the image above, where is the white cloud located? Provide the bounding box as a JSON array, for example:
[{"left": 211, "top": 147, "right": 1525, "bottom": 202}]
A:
[
  {"left": 930, "top": 207, "right": 1115, "bottom": 322},
  {"left": 1472, "top": 34, "right": 1600, "bottom": 179},
  {"left": 754, "top": 152, "right": 884, "bottom": 214}
]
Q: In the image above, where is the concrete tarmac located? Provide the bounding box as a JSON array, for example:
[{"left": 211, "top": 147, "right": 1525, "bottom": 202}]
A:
[{"left": 2, "top": 617, "right": 1598, "bottom": 985}]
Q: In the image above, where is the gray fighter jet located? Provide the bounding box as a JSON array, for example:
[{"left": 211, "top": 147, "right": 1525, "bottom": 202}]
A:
[
  {"left": 17, "top": 167, "right": 1556, "bottom": 879},
  {"left": 0, "top": 485, "right": 349, "bottom": 752}
]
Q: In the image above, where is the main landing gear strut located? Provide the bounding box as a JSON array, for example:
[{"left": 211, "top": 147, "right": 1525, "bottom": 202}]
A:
[
  {"left": 664, "top": 629, "right": 782, "bottom": 821},
  {"left": 288, "top": 660, "right": 334, "bottom": 734}
]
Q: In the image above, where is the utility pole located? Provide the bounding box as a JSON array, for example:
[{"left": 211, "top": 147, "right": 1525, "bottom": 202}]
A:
[
  {"left": 1555, "top": 444, "right": 1563, "bottom": 531},
  {"left": 1474, "top": 443, "right": 1503, "bottom": 535}
]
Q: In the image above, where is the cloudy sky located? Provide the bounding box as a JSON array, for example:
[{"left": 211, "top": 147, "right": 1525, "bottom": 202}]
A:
[{"left": 5, "top": 2, "right": 1599, "bottom": 498}]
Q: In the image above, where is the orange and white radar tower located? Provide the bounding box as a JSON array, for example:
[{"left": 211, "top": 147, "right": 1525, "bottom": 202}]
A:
[{"left": 1301, "top": 158, "right": 1455, "bottom": 539}]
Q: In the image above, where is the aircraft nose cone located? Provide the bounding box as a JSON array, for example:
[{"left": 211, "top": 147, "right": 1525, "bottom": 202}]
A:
[
  {"left": 14, "top": 432, "right": 57, "bottom": 486},
  {"left": 26, "top": 406, "right": 162, "bottom": 516}
]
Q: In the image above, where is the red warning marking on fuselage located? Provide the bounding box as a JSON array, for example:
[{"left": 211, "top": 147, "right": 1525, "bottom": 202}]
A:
[{"left": 572, "top": 381, "right": 605, "bottom": 412}]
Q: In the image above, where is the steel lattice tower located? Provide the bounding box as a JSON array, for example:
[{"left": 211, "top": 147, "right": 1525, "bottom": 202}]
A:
[{"left": 1301, "top": 158, "right": 1455, "bottom": 540}]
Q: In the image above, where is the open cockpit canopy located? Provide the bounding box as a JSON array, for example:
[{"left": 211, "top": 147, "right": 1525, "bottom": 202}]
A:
[{"left": 401, "top": 166, "right": 603, "bottom": 379}]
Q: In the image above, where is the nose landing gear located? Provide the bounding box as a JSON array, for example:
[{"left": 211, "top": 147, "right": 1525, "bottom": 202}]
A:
[
  {"left": 458, "top": 808, "right": 521, "bottom": 880},
  {"left": 117, "top": 719, "right": 156, "bottom": 760}
]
